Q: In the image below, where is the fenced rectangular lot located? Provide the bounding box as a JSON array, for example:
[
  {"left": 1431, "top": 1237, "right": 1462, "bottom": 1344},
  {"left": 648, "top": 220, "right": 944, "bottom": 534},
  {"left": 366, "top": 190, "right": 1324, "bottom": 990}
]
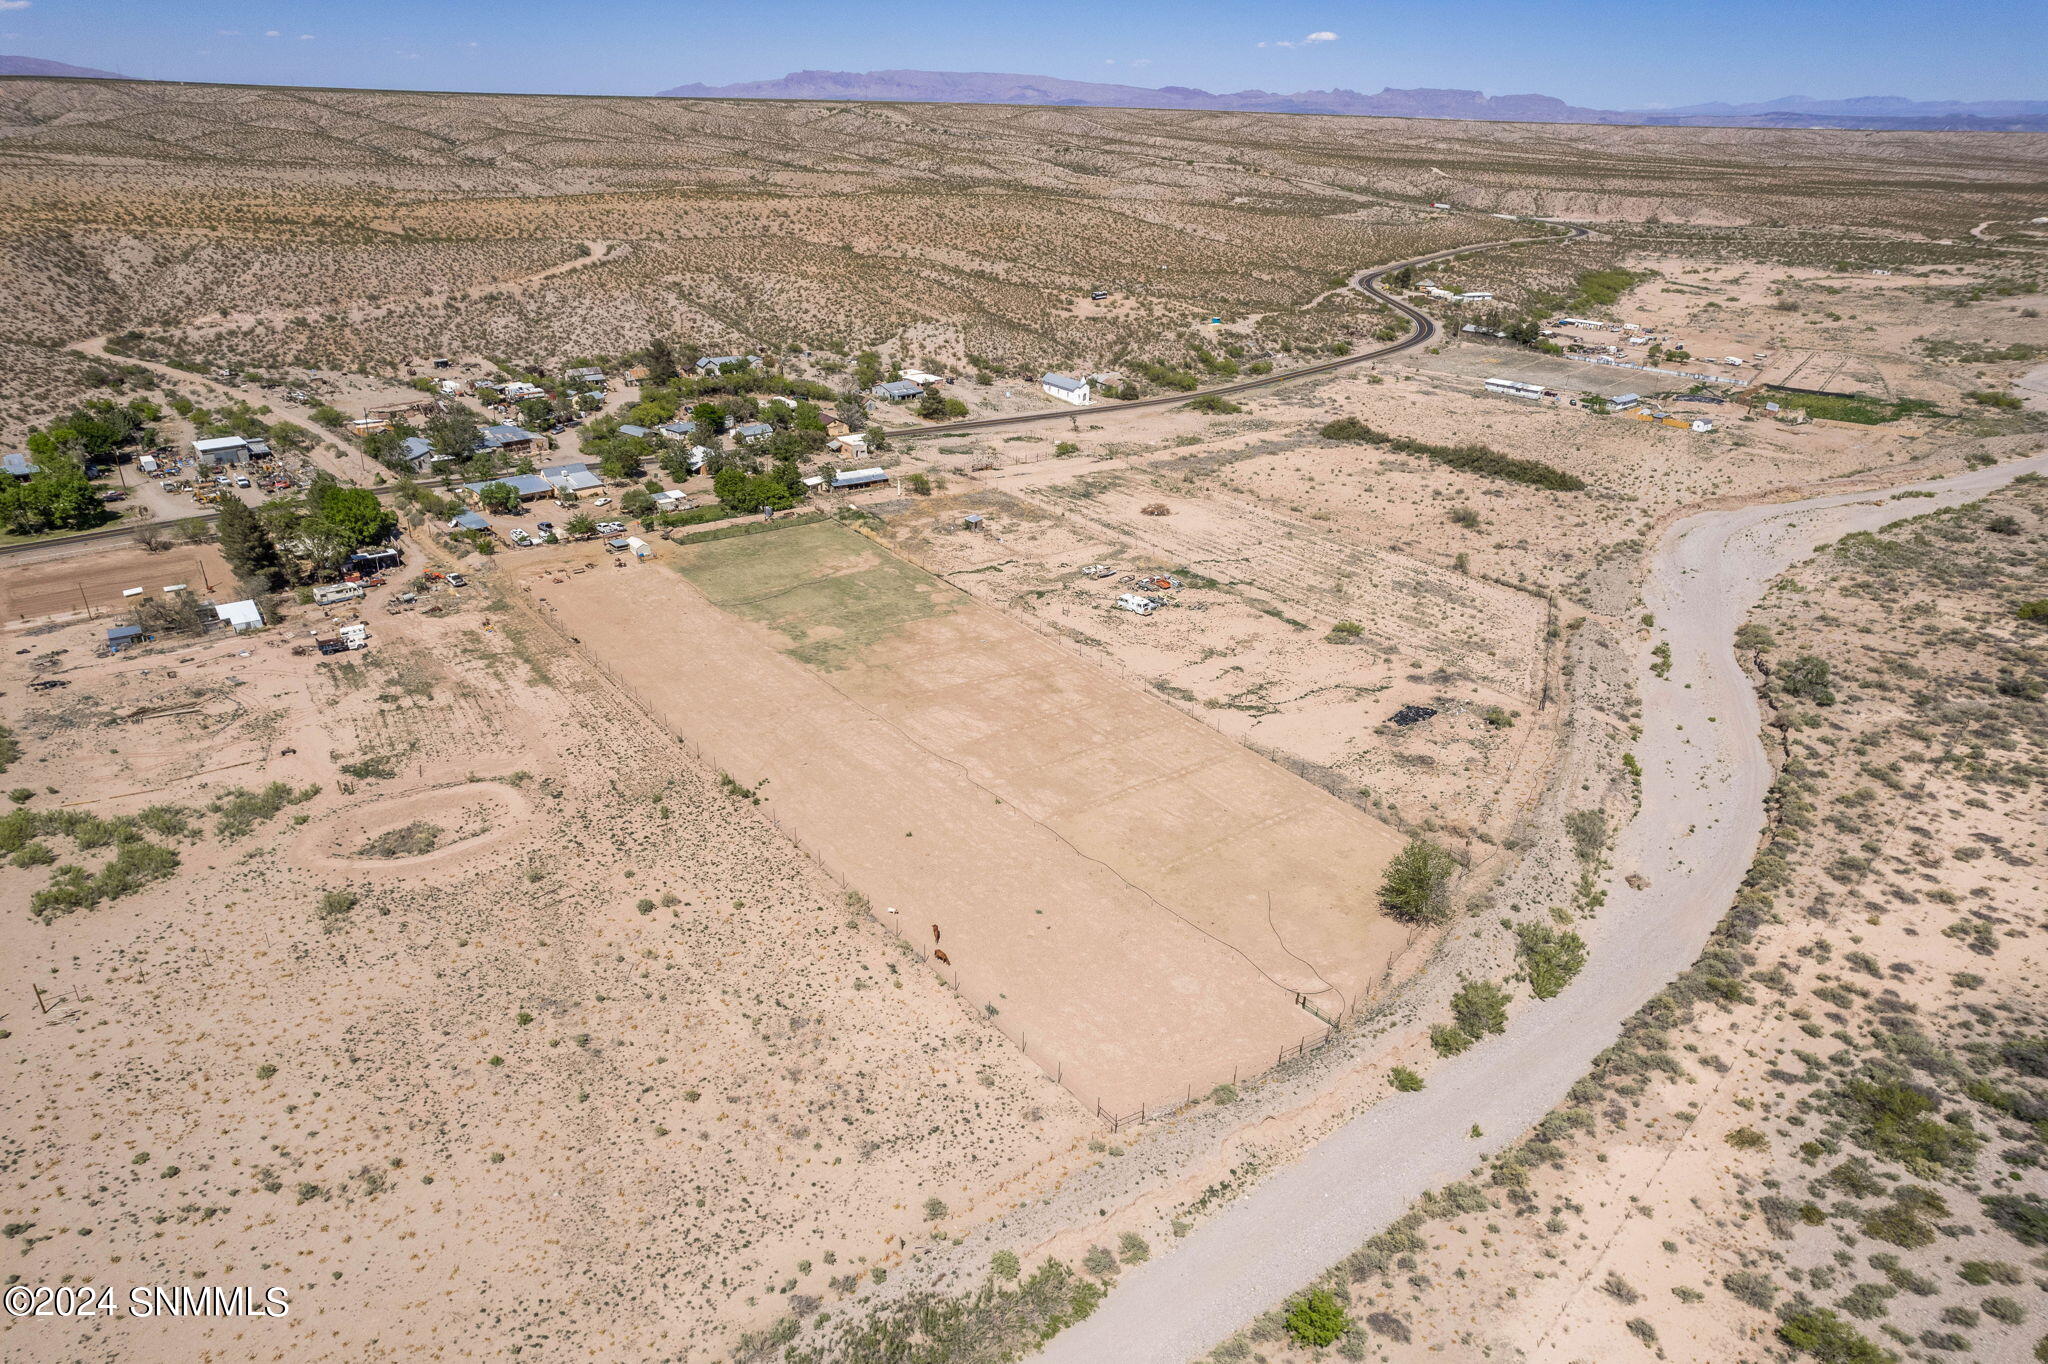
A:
[{"left": 521, "top": 521, "right": 1420, "bottom": 1112}]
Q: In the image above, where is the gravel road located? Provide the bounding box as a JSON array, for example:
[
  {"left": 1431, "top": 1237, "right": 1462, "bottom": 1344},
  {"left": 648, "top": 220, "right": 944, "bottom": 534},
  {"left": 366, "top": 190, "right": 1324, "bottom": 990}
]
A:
[{"left": 1032, "top": 451, "right": 2048, "bottom": 1364}]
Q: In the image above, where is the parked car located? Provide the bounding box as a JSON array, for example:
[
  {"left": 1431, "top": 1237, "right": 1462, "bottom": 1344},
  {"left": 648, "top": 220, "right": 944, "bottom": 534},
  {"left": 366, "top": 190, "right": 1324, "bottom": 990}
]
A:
[
  {"left": 535, "top": 521, "right": 555, "bottom": 534},
  {"left": 590, "top": 496, "right": 612, "bottom": 507},
  {"left": 597, "top": 520, "right": 626, "bottom": 533},
  {"left": 445, "top": 573, "right": 468, "bottom": 588},
  {"left": 509, "top": 529, "right": 533, "bottom": 547},
  {"left": 235, "top": 476, "right": 251, "bottom": 487}
]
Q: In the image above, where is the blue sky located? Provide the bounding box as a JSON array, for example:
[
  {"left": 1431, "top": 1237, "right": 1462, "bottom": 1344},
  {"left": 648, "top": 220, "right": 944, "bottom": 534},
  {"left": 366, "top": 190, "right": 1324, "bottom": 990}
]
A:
[{"left": 7, "top": 0, "right": 2043, "bottom": 106}]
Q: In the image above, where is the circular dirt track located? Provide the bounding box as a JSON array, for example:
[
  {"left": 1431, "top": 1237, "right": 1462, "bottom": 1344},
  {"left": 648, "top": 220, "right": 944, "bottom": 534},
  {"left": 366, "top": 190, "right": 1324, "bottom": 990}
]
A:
[{"left": 293, "top": 780, "right": 530, "bottom": 876}]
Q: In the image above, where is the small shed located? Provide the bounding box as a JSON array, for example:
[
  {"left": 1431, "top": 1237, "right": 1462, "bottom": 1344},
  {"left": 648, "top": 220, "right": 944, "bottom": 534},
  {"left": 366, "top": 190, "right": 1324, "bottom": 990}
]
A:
[
  {"left": 214, "top": 599, "right": 265, "bottom": 632},
  {"left": 106, "top": 624, "right": 147, "bottom": 650},
  {"left": 449, "top": 511, "right": 491, "bottom": 532}
]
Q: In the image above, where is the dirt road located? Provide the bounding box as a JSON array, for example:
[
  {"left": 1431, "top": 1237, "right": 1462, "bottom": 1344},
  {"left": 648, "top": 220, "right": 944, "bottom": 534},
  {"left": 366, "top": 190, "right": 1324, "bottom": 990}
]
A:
[{"left": 1030, "top": 449, "right": 2048, "bottom": 1364}]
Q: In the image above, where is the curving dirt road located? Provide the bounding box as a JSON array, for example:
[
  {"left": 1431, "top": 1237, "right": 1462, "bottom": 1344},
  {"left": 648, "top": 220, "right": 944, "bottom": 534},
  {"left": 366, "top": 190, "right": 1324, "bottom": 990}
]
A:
[{"left": 1031, "top": 450, "right": 2048, "bottom": 1364}]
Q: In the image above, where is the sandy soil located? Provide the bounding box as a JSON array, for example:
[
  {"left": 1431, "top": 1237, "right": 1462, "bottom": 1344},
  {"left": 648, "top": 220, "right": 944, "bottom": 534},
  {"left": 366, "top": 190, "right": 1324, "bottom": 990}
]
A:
[
  {"left": 0, "top": 546, "right": 1094, "bottom": 1361},
  {"left": 506, "top": 522, "right": 1417, "bottom": 1114},
  {"left": 1, "top": 541, "right": 235, "bottom": 621},
  {"left": 1028, "top": 444, "right": 2048, "bottom": 1364}
]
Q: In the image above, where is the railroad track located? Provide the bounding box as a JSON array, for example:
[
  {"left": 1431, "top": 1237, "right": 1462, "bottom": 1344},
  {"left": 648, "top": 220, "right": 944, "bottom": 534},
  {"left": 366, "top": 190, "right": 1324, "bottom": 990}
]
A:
[{"left": 894, "top": 223, "right": 1591, "bottom": 441}]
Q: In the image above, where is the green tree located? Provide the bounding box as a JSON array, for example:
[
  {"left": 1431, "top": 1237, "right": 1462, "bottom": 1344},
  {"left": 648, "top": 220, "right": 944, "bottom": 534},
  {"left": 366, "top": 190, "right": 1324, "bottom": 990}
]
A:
[
  {"left": 1378, "top": 838, "right": 1458, "bottom": 924},
  {"left": 1451, "top": 979, "right": 1510, "bottom": 1037},
  {"left": 425, "top": 411, "right": 484, "bottom": 464},
  {"left": 1515, "top": 923, "right": 1588, "bottom": 999},
  {"left": 1776, "top": 1310, "right": 1888, "bottom": 1364},
  {"left": 642, "top": 337, "right": 680, "bottom": 385},
  {"left": 215, "top": 494, "right": 284, "bottom": 590},
  {"left": 565, "top": 513, "right": 598, "bottom": 538},
  {"left": 1778, "top": 654, "right": 1837, "bottom": 705},
  {"left": 0, "top": 451, "right": 111, "bottom": 536},
  {"left": 1284, "top": 1289, "right": 1351, "bottom": 1347},
  {"left": 306, "top": 479, "right": 396, "bottom": 549},
  {"left": 477, "top": 482, "right": 522, "bottom": 515}
]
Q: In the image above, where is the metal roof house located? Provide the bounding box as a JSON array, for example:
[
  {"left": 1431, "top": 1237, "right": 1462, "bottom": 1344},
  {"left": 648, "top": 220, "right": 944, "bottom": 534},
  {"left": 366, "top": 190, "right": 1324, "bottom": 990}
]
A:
[
  {"left": 565, "top": 366, "right": 604, "bottom": 383},
  {"left": 399, "top": 436, "right": 439, "bottom": 470},
  {"left": 465, "top": 473, "right": 554, "bottom": 501},
  {"left": 1, "top": 452, "right": 39, "bottom": 479},
  {"left": 539, "top": 462, "right": 603, "bottom": 493},
  {"left": 617, "top": 424, "right": 650, "bottom": 439},
  {"left": 192, "top": 435, "right": 251, "bottom": 464},
  {"left": 656, "top": 421, "right": 696, "bottom": 440},
  {"left": 695, "top": 355, "right": 759, "bottom": 374},
  {"left": 449, "top": 511, "right": 491, "bottom": 532},
  {"left": 829, "top": 467, "right": 889, "bottom": 490},
  {"left": 478, "top": 423, "right": 540, "bottom": 451},
  {"left": 1041, "top": 373, "right": 1092, "bottom": 406},
  {"left": 873, "top": 380, "right": 923, "bottom": 401},
  {"left": 106, "top": 624, "right": 147, "bottom": 649},
  {"left": 734, "top": 422, "right": 774, "bottom": 444}
]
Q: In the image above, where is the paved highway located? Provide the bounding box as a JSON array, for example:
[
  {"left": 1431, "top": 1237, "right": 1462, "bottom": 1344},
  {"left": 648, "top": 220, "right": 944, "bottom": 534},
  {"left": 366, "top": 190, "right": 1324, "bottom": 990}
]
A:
[{"left": 894, "top": 222, "right": 1589, "bottom": 441}]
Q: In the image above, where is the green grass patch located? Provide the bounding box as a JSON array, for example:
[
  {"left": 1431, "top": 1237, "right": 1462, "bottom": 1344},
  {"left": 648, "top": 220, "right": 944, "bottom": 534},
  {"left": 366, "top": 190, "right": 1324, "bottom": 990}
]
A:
[
  {"left": 1760, "top": 389, "right": 1941, "bottom": 425},
  {"left": 672, "top": 518, "right": 957, "bottom": 670}
]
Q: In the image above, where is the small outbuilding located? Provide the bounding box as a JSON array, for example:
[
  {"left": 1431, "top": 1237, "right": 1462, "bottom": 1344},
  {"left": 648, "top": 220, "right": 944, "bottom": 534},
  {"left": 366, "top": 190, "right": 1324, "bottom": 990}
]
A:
[
  {"left": 192, "top": 435, "right": 251, "bottom": 465},
  {"left": 830, "top": 467, "right": 889, "bottom": 490},
  {"left": 872, "top": 380, "right": 923, "bottom": 402},
  {"left": 214, "top": 599, "right": 265, "bottom": 632}
]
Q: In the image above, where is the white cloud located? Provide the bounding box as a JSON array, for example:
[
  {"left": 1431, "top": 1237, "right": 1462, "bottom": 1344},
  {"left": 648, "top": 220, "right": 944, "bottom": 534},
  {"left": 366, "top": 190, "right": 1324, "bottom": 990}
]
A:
[
  {"left": 296, "top": 33, "right": 313, "bottom": 40},
  {"left": 1130, "top": 57, "right": 1152, "bottom": 67},
  {"left": 264, "top": 28, "right": 280, "bottom": 36},
  {"left": 1266, "top": 29, "right": 1339, "bottom": 48},
  {"left": 0, "top": 2, "right": 32, "bottom": 12}
]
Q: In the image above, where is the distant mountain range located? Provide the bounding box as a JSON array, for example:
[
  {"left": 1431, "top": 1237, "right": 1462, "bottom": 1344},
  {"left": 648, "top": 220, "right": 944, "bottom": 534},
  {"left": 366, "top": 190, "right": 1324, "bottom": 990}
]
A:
[
  {"left": 657, "top": 69, "right": 2048, "bottom": 131},
  {"left": 2, "top": 57, "right": 2040, "bottom": 131},
  {"left": 0, "top": 54, "right": 123, "bottom": 79}
]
